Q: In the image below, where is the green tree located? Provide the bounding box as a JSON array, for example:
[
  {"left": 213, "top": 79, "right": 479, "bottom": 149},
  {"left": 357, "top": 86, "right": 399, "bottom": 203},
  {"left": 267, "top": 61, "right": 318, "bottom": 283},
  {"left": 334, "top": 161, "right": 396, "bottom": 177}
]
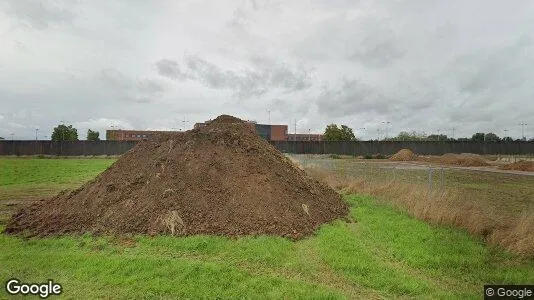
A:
[
  {"left": 87, "top": 129, "right": 100, "bottom": 141},
  {"left": 426, "top": 134, "right": 449, "bottom": 141},
  {"left": 471, "top": 133, "right": 485, "bottom": 142},
  {"left": 391, "top": 131, "right": 427, "bottom": 141},
  {"left": 484, "top": 132, "right": 500, "bottom": 142},
  {"left": 502, "top": 136, "right": 513, "bottom": 142},
  {"left": 324, "top": 124, "right": 356, "bottom": 141},
  {"left": 339, "top": 125, "right": 356, "bottom": 141},
  {"left": 51, "top": 124, "right": 78, "bottom": 141}
]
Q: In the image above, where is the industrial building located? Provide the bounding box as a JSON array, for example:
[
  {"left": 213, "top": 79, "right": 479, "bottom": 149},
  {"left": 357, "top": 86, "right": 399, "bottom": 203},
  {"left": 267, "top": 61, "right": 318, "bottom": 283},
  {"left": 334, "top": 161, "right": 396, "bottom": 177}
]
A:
[
  {"left": 107, "top": 122, "right": 323, "bottom": 142},
  {"left": 194, "top": 121, "right": 290, "bottom": 141},
  {"left": 106, "top": 130, "right": 180, "bottom": 141}
]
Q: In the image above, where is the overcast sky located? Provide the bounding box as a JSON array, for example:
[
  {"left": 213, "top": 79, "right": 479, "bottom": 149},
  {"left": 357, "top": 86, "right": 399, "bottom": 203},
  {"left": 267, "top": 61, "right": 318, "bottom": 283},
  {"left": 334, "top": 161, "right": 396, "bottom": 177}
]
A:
[{"left": 1, "top": 0, "right": 533, "bottom": 140}]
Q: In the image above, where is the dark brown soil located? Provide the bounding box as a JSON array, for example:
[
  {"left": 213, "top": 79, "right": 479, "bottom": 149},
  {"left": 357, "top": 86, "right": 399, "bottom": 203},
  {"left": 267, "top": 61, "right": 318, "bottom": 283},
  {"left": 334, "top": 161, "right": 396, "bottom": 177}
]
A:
[
  {"left": 418, "top": 153, "right": 489, "bottom": 167},
  {"left": 500, "top": 161, "right": 534, "bottom": 172},
  {"left": 389, "top": 149, "right": 417, "bottom": 161},
  {"left": 5, "top": 115, "right": 348, "bottom": 239}
]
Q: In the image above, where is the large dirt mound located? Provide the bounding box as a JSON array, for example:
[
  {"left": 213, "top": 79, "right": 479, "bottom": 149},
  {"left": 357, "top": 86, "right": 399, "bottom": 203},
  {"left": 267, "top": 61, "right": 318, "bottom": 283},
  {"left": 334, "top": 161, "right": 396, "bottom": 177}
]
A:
[
  {"left": 389, "top": 149, "right": 417, "bottom": 161},
  {"left": 500, "top": 161, "right": 534, "bottom": 172},
  {"left": 418, "top": 153, "right": 489, "bottom": 167},
  {"left": 5, "top": 115, "right": 348, "bottom": 239}
]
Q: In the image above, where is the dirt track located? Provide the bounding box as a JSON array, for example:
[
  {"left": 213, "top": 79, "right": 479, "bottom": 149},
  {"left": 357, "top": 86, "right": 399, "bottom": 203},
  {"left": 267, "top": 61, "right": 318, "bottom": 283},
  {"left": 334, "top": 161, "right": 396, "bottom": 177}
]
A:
[{"left": 289, "top": 155, "right": 534, "bottom": 176}]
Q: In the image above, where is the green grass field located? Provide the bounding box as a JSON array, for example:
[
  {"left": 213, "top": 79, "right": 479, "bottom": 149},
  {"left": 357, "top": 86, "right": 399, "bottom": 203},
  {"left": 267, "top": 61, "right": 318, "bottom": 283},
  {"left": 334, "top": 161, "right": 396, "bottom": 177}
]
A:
[
  {"left": 0, "top": 158, "right": 115, "bottom": 224},
  {"left": 1, "top": 158, "right": 533, "bottom": 299}
]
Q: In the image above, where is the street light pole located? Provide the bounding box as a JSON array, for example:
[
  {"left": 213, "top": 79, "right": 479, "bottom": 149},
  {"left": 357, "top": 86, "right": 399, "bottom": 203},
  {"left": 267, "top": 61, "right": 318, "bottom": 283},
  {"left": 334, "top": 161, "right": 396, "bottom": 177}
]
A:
[
  {"left": 35, "top": 128, "right": 39, "bottom": 141},
  {"left": 519, "top": 122, "right": 527, "bottom": 140},
  {"left": 381, "top": 122, "right": 391, "bottom": 140},
  {"left": 182, "top": 116, "right": 189, "bottom": 131},
  {"left": 358, "top": 127, "right": 366, "bottom": 140}
]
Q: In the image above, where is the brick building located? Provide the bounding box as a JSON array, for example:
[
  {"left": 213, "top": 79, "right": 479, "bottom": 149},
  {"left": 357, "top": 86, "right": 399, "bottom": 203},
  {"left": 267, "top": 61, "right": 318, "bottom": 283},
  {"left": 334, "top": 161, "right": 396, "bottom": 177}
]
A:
[
  {"left": 107, "top": 123, "right": 323, "bottom": 142},
  {"left": 194, "top": 121, "right": 289, "bottom": 141},
  {"left": 106, "top": 130, "right": 180, "bottom": 141}
]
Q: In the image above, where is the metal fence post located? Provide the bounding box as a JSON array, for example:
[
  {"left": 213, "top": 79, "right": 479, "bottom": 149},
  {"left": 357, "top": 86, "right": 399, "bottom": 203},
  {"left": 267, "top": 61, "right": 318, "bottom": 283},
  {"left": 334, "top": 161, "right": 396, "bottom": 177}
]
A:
[
  {"left": 428, "top": 167, "right": 433, "bottom": 199},
  {"left": 440, "top": 167, "right": 445, "bottom": 191}
]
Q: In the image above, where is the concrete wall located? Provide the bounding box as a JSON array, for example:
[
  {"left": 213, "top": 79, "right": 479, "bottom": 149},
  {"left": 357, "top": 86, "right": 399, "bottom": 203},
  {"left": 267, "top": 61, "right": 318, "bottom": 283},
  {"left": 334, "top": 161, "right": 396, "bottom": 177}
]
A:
[{"left": 1, "top": 140, "right": 533, "bottom": 156}]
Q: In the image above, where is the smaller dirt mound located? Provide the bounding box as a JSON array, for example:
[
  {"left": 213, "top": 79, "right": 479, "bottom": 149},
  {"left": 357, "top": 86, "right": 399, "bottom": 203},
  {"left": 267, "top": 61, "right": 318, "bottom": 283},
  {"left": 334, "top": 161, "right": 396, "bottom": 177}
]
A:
[
  {"left": 438, "top": 153, "right": 489, "bottom": 167},
  {"left": 418, "top": 153, "right": 489, "bottom": 167},
  {"left": 390, "top": 149, "right": 417, "bottom": 161},
  {"left": 500, "top": 161, "right": 534, "bottom": 172}
]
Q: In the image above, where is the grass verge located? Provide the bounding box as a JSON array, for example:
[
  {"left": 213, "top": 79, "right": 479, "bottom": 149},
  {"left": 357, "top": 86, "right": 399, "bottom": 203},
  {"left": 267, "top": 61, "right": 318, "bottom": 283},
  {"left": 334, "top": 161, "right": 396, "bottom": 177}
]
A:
[{"left": 2, "top": 194, "right": 534, "bottom": 299}]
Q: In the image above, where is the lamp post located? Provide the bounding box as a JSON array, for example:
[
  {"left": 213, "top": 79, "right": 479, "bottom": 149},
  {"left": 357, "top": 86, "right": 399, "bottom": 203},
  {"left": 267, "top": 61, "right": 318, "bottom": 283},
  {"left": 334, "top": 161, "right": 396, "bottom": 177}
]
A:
[
  {"left": 448, "top": 127, "right": 455, "bottom": 140},
  {"left": 181, "top": 116, "right": 189, "bottom": 131},
  {"left": 381, "top": 121, "right": 391, "bottom": 140},
  {"left": 519, "top": 122, "right": 527, "bottom": 140},
  {"left": 35, "top": 128, "right": 39, "bottom": 141},
  {"left": 358, "top": 127, "right": 366, "bottom": 141}
]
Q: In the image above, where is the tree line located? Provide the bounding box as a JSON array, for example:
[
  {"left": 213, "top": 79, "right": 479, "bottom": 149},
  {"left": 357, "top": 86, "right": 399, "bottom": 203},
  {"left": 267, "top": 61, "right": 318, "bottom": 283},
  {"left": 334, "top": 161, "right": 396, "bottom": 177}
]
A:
[
  {"left": 11, "top": 122, "right": 529, "bottom": 142},
  {"left": 51, "top": 124, "right": 100, "bottom": 141},
  {"left": 323, "top": 124, "right": 531, "bottom": 142}
]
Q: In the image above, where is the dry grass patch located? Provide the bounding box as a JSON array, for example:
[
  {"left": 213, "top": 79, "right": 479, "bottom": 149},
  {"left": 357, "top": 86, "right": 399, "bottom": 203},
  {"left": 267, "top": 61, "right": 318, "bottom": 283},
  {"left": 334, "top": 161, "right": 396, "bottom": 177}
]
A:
[{"left": 305, "top": 166, "right": 534, "bottom": 257}]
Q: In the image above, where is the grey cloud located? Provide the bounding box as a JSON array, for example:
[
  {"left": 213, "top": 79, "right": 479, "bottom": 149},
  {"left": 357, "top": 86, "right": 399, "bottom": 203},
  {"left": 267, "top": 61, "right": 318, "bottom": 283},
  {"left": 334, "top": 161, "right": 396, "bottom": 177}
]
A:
[
  {"left": 155, "top": 59, "right": 187, "bottom": 81},
  {"left": 137, "top": 79, "right": 164, "bottom": 95},
  {"left": 316, "top": 79, "right": 392, "bottom": 118},
  {"left": 455, "top": 35, "right": 533, "bottom": 95},
  {"left": 269, "top": 98, "right": 312, "bottom": 115},
  {"left": 156, "top": 55, "right": 313, "bottom": 98},
  {"left": 2, "top": 1, "right": 534, "bottom": 140},
  {"left": 349, "top": 36, "right": 404, "bottom": 69},
  {"left": 98, "top": 69, "right": 164, "bottom": 103},
  {"left": 116, "top": 96, "right": 153, "bottom": 104},
  {"left": 4, "top": 0, "right": 76, "bottom": 30}
]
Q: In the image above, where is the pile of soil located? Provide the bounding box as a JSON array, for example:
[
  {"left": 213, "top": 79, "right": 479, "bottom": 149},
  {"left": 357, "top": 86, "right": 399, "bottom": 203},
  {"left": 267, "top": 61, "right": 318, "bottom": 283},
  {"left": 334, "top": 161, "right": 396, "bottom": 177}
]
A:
[
  {"left": 389, "top": 149, "right": 417, "bottom": 161},
  {"left": 500, "top": 161, "right": 534, "bottom": 172},
  {"left": 419, "top": 153, "right": 489, "bottom": 167},
  {"left": 5, "top": 115, "right": 348, "bottom": 239}
]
